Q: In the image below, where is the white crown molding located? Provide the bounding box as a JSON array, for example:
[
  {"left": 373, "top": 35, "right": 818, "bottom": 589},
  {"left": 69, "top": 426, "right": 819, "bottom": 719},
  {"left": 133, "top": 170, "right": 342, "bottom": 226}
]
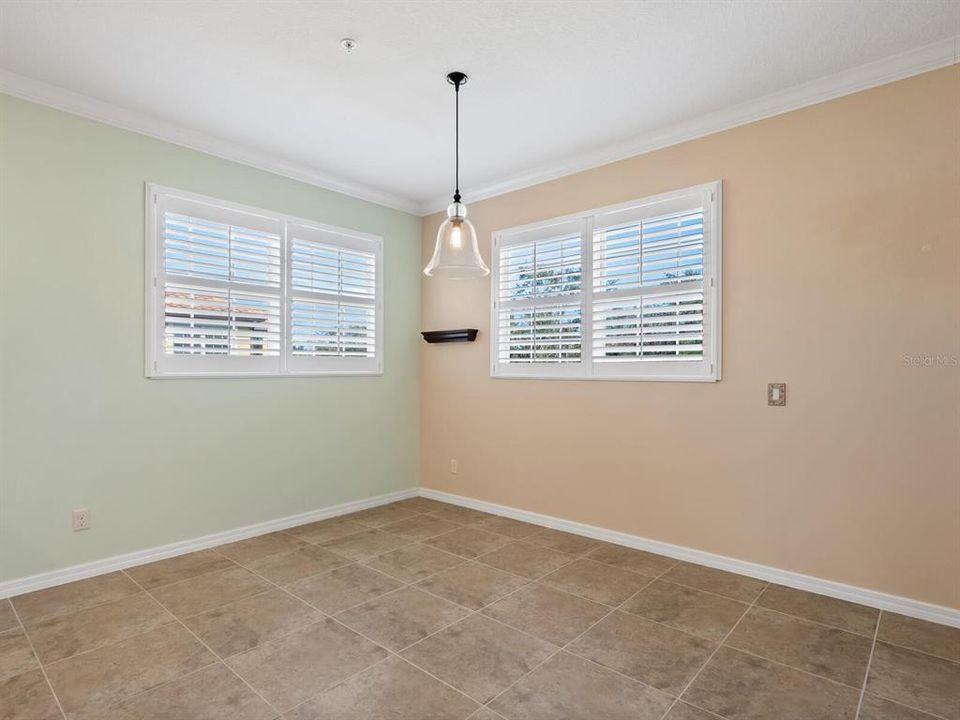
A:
[
  {"left": 0, "top": 69, "right": 422, "bottom": 216},
  {"left": 421, "top": 36, "right": 960, "bottom": 215},
  {"left": 1, "top": 36, "right": 956, "bottom": 218},
  {"left": 420, "top": 488, "right": 960, "bottom": 628},
  {"left": 0, "top": 487, "right": 417, "bottom": 599}
]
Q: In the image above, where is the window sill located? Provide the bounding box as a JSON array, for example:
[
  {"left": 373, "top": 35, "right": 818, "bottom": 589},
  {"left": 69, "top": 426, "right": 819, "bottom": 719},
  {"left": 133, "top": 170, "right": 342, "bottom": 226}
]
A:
[
  {"left": 490, "top": 373, "right": 719, "bottom": 383},
  {"left": 147, "top": 370, "right": 384, "bottom": 379}
]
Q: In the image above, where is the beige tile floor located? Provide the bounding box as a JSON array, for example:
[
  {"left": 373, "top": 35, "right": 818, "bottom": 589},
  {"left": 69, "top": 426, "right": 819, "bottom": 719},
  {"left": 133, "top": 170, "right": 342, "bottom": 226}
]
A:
[{"left": 1, "top": 497, "right": 958, "bottom": 719}]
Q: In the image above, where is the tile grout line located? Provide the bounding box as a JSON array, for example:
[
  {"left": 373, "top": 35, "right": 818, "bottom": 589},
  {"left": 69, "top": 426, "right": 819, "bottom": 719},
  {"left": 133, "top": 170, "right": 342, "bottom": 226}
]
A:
[
  {"left": 468, "top": 708, "right": 509, "bottom": 720},
  {"left": 224, "top": 524, "right": 597, "bottom": 716},
  {"left": 21, "top": 579, "right": 274, "bottom": 670},
  {"left": 204, "top": 531, "right": 536, "bottom": 641},
  {"left": 275, "top": 545, "right": 591, "bottom": 711},
  {"left": 410, "top": 565, "right": 531, "bottom": 613},
  {"left": 5, "top": 513, "right": 725, "bottom": 717},
  {"left": 671, "top": 702, "right": 729, "bottom": 720},
  {"left": 854, "top": 609, "right": 882, "bottom": 719},
  {"left": 33, "top": 598, "right": 183, "bottom": 668},
  {"left": 18, "top": 536, "right": 863, "bottom": 657},
  {"left": 707, "top": 643, "right": 873, "bottom": 692},
  {"left": 7, "top": 600, "right": 69, "bottom": 720},
  {"left": 665, "top": 604, "right": 891, "bottom": 718},
  {"left": 482, "top": 566, "right": 671, "bottom": 708},
  {"left": 265, "top": 538, "right": 955, "bottom": 699},
  {"left": 738, "top": 600, "right": 879, "bottom": 639},
  {"left": 395, "top": 555, "right": 586, "bottom": 656},
  {"left": 550, "top": 590, "right": 677, "bottom": 691},
  {"left": 531, "top": 562, "right": 792, "bottom": 660},
  {"left": 258, "top": 513, "right": 524, "bottom": 718},
  {"left": 12, "top": 503, "right": 954, "bottom": 719},
  {"left": 135, "top": 559, "right": 260, "bottom": 592},
  {"left": 80, "top": 662, "right": 232, "bottom": 716},
  {"left": 381, "top": 505, "right": 960, "bottom": 665},
  {"left": 856, "top": 634, "right": 960, "bottom": 667},
  {"left": 423, "top": 549, "right": 668, "bottom": 662},
  {"left": 10, "top": 556, "right": 527, "bottom": 680},
  {"left": 280, "top": 652, "right": 399, "bottom": 719},
  {"left": 120, "top": 569, "right": 286, "bottom": 719},
  {"left": 657, "top": 581, "right": 768, "bottom": 720},
  {"left": 653, "top": 574, "right": 761, "bottom": 607},
  {"left": 207, "top": 546, "right": 512, "bottom": 716},
  {"left": 140, "top": 568, "right": 401, "bottom": 717},
  {"left": 34, "top": 530, "right": 885, "bottom": 683},
  {"left": 859, "top": 691, "right": 952, "bottom": 720},
  {"left": 18, "top": 506, "right": 885, "bottom": 666},
  {"left": 278, "top": 626, "right": 475, "bottom": 718},
  {"left": 477, "top": 557, "right": 679, "bottom": 713},
  {"left": 7, "top": 584, "right": 143, "bottom": 628},
  {"left": 230, "top": 514, "right": 585, "bottom": 619},
  {"left": 28, "top": 577, "right": 297, "bottom": 670},
  {"left": 275, "top": 504, "right": 459, "bottom": 546}
]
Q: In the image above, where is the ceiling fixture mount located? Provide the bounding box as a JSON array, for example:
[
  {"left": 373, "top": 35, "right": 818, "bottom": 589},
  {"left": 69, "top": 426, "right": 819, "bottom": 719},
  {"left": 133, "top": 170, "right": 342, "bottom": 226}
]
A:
[
  {"left": 340, "top": 38, "right": 357, "bottom": 53},
  {"left": 423, "top": 71, "right": 489, "bottom": 279}
]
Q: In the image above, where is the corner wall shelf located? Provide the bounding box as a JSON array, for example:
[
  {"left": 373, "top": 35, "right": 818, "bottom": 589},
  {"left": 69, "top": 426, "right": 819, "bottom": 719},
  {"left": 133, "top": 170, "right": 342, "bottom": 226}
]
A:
[{"left": 421, "top": 329, "right": 478, "bottom": 344}]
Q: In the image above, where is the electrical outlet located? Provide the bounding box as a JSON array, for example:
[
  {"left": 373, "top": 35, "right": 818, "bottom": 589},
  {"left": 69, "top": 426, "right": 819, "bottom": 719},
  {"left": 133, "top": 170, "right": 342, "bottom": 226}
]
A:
[
  {"left": 450, "top": 459, "right": 458, "bottom": 475},
  {"left": 768, "top": 383, "right": 786, "bottom": 406},
  {"left": 72, "top": 508, "right": 91, "bottom": 531}
]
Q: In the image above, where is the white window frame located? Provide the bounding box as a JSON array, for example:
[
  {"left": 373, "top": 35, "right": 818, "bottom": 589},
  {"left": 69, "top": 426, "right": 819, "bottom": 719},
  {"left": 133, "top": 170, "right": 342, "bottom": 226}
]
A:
[
  {"left": 145, "top": 184, "right": 384, "bottom": 378},
  {"left": 491, "top": 181, "right": 721, "bottom": 382}
]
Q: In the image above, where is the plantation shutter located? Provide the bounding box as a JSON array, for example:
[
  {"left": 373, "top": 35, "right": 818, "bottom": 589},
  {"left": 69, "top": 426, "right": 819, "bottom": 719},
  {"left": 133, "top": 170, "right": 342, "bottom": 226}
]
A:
[
  {"left": 492, "top": 220, "right": 584, "bottom": 377},
  {"left": 590, "top": 186, "right": 717, "bottom": 379},
  {"left": 491, "top": 182, "right": 719, "bottom": 381},
  {"left": 147, "top": 187, "right": 384, "bottom": 378},
  {"left": 286, "top": 223, "right": 381, "bottom": 374},
  {"left": 155, "top": 195, "right": 283, "bottom": 375}
]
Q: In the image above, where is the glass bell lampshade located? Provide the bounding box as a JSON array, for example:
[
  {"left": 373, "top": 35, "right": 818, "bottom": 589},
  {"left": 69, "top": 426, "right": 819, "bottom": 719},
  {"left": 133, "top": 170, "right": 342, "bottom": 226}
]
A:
[{"left": 423, "top": 201, "right": 489, "bottom": 278}]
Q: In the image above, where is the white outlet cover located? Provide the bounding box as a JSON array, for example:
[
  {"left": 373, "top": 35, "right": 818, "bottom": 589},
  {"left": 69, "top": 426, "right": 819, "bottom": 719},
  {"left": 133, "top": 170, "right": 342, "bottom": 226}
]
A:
[{"left": 72, "top": 508, "right": 90, "bottom": 531}]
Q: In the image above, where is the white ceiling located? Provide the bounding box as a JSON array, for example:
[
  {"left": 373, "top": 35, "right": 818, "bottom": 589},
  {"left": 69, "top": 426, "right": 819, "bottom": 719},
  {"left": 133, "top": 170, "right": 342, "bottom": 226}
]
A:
[{"left": 1, "top": 1, "right": 958, "bottom": 214}]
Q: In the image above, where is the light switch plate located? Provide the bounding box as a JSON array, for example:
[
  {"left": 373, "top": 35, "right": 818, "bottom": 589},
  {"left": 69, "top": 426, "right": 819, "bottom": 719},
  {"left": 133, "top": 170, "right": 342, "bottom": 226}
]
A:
[{"left": 768, "top": 383, "right": 786, "bottom": 406}]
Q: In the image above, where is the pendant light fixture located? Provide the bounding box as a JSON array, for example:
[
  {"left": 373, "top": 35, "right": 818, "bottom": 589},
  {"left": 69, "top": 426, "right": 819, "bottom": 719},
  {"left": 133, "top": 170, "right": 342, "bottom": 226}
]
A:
[{"left": 423, "top": 71, "right": 489, "bottom": 278}]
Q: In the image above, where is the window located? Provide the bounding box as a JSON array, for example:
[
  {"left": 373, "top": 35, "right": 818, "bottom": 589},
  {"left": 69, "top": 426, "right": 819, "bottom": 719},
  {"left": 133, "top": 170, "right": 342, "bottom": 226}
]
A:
[
  {"left": 146, "top": 185, "right": 383, "bottom": 377},
  {"left": 491, "top": 181, "right": 720, "bottom": 381}
]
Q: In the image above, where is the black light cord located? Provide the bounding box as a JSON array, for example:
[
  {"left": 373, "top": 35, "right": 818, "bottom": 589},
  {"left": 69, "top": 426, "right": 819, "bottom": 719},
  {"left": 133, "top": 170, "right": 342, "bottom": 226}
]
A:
[
  {"left": 453, "top": 79, "right": 461, "bottom": 204},
  {"left": 446, "top": 71, "right": 467, "bottom": 204}
]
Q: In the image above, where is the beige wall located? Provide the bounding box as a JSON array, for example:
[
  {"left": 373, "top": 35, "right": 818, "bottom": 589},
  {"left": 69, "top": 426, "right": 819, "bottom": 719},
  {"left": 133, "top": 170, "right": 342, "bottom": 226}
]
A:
[{"left": 420, "top": 66, "right": 960, "bottom": 609}]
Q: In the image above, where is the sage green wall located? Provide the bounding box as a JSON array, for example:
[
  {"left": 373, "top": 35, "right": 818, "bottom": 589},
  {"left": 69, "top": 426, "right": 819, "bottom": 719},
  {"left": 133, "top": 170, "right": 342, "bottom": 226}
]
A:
[{"left": 0, "top": 94, "right": 421, "bottom": 582}]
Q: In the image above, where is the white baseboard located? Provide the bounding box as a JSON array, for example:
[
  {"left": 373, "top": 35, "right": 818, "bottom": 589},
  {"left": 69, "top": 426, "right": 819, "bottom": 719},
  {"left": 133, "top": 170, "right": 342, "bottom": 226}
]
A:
[
  {"left": 0, "top": 487, "right": 418, "bottom": 599},
  {"left": 6, "top": 484, "right": 957, "bottom": 629},
  {"left": 420, "top": 488, "right": 960, "bottom": 628}
]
